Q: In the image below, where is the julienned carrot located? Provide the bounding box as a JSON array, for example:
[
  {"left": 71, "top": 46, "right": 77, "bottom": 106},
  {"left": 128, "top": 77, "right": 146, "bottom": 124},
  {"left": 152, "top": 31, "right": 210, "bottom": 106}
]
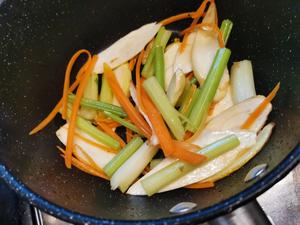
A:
[
  {"left": 129, "top": 56, "right": 137, "bottom": 71},
  {"left": 62, "top": 49, "right": 91, "bottom": 120},
  {"left": 75, "top": 145, "right": 107, "bottom": 175},
  {"left": 29, "top": 55, "right": 91, "bottom": 135},
  {"left": 179, "top": 0, "right": 211, "bottom": 52},
  {"left": 61, "top": 126, "right": 118, "bottom": 154},
  {"left": 141, "top": 88, "right": 206, "bottom": 164},
  {"left": 191, "top": 0, "right": 214, "bottom": 19},
  {"left": 65, "top": 55, "right": 98, "bottom": 168},
  {"left": 242, "top": 82, "right": 280, "bottom": 129},
  {"left": 135, "top": 49, "right": 146, "bottom": 113},
  {"left": 96, "top": 116, "right": 120, "bottom": 129},
  {"left": 142, "top": 88, "right": 175, "bottom": 156},
  {"left": 58, "top": 147, "right": 108, "bottom": 180},
  {"left": 160, "top": 12, "right": 194, "bottom": 26},
  {"left": 97, "top": 122, "right": 126, "bottom": 148},
  {"left": 103, "top": 63, "right": 152, "bottom": 139},
  {"left": 184, "top": 131, "right": 194, "bottom": 140},
  {"left": 185, "top": 181, "right": 215, "bottom": 189},
  {"left": 181, "top": 22, "right": 225, "bottom": 48},
  {"left": 126, "top": 128, "right": 134, "bottom": 143}
]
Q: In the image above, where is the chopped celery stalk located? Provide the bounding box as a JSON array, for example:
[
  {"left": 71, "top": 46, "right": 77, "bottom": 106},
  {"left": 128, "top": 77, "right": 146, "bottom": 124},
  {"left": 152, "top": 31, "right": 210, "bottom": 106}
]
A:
[
  {"left": 142, "top": 48, "right": 155, "bottom": 78},
  {"left": 154, "top": 46, "right": 165, "bottom": 88},
  {"left": 230, "top": 60, "right": 256, "bottom": 104},
  {"left": 220, "top": 19, "right": 233, "bottom": 46},
  {"left": 141, "top": 134, "right": 240, "bottom": 196},
  {"left": 142, "top": 27, "right": 172, "bottom": 78},
  {"left": 103, "top": 111, "right": 142, "bottom": 135},
  {"left": 143, "top": 77, "right": 185, "bottom": 140},
  {"left": 110, "top": 142, "right": 158, "bottom": 192},
  {"left": 68, "top": 94, "right": 127, "bottom": 117},
  {"left": 190, "top": 76, "right": 198, "bottom": 85},
  {"left": 186, "top": 88, "right": 201, "bottom": 118},
  {"left": 104, "top": 137, "right": 144, "bottom": 177},
  {"left": 100, "top": 75, "right": 113, "bottom": 103},
  {"left": 179, "top": 83, "right": 197, "bottom": 115},
  {"left": 150, "top": 159, "right": 163, "bottom": 170},
  {"left": 187, "top": 48, "right": 231, "bottom": 132},
  {"left": 76, "top": 115, "right": 120, "bottom": 150},
  {"left": 79, "top": 73, "right": 99, "bottom": 120}
]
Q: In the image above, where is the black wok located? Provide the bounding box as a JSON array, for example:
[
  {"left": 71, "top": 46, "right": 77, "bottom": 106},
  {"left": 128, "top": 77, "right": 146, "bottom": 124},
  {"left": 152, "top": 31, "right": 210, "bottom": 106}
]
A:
[{"left": 0, "top": 0, "right": 299, "bottom": 224}]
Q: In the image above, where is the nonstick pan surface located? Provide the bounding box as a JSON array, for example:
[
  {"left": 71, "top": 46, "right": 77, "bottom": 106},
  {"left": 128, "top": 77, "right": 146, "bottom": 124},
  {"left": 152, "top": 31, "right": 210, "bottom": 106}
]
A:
[{"left": 0, "top": 0, "right": 299, "bottom": 224}]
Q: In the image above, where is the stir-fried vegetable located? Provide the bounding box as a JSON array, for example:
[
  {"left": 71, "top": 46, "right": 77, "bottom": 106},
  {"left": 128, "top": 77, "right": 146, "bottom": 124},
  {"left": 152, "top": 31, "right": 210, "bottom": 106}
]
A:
[
  {"left": 104, "top": 137, "right": 144, "bottom": 177},
  {"left": 141, "top": 135, "right": 240, "bottom": 196},
  {"left": 231, "top": 60, "right": 256, "bottom": 103},
  {"left": 187, "top": 48, "right": 231, "bottom": 132},
  {"left": 143, "top": 77, "right": 185, "bottom": 140},
  {"left": 30, "top": 0, "right": 279, "bottom": 196},
  {"left": 142, "top": 26, "right": 172, "bottom": 78},
  {"left": 68, "top": 94, "right": 127, "bottom": 117}
]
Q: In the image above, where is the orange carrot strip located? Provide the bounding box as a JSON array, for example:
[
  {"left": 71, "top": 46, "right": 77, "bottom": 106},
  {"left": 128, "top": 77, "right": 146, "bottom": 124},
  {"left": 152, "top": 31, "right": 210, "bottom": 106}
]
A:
[
  {"left": 58, "top": 147, "right": 108, "bottom": 180},
  {"left": 141, "top": 88, "right": 206, "bottom": 164},
  {"left": 76, "top": 132, "right": 118, "bottom": 154},
  {"left": 160, "top": 12, "right": 194, "bottom": 26},
  {"left": 172, "top": 146, "right": 206, "bottom": 165},
  {"left": 141, "top": 88, "right": 175, "bottom": 156},
  {"left": 185, "top": 181, "right": 215, "bottom": 189},
  {"left": 173, "top": 140, "right": 201, "bottom": 152},
  {"left": 97, "top": 122, "right": 126, "bottom": 148},
  {"left": 179, "top": 33, "right": 190, "bottom": 53},
  {"left": 129, "top": 56, "right": 137, "bottom": 71},
  {"left": 126, "top": 128, "right": 134, "bottom": 143},
  {"left": 179, "top": 0, "right": 211, "bottom": 53},
  {"left": 184, "top": 131, "right": 194, "bottom": 140},
  {"left": 103, "top": 63, "right": 152, "bottom": 139},
  {"left": 135, "top": 49, "right": 147, "bottom": 113},
  {"left": 242, "top": 83, "right": 280, "bottom": 129},
  {"left": 65, "top": 55, "right": 98, "bottom": 168},
  {"left": 62, "top": 49, "right": 91, "bottom": 120},
  {"left": 191, "top": 0, "right": 212, "bottom": 19},
  {"left": 29, "top": 56, "right": 91, "bottom": 135},
  {"left": 181, "top": 22, "right": 224, "bottom": 48},
  {"left": 75, "top": 145, "right": 108, "bottom": 175}
]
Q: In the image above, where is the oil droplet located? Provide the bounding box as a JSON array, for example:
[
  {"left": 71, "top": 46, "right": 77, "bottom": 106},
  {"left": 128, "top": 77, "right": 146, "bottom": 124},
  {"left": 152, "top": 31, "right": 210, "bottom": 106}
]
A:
[
  {"left": 169, "top": 202, "right": 197, "bottom": 214},
  {"left": 244, "top": 163, "right": 268, "bottom": 182}
]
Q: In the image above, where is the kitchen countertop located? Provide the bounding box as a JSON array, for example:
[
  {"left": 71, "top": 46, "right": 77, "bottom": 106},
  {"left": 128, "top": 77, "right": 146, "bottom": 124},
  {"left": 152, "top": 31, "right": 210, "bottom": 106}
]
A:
[{"left": 257, "top": 164, "right": 300, "bottom": 225}]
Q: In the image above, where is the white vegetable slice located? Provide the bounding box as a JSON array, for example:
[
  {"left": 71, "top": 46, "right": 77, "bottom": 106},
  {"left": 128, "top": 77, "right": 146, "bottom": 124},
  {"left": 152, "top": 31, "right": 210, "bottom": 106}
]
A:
[
  {"left": 205, "top": 95, "right": 272, "bottom": 133},
  {"left": 110, "top": 142, "right": 158, "bottom": 192},
  {"left": 112, "top": 63, "right": 132, "bottom": 106},
  {"left": 173, "top": 32, "right": 197, "bottom": 74},
  {"left": 230, "top": 60, "right": 256, "bottom": 104},
  {"left": 191, "top": 2, "right": 229, "bottom": 102},
  {"left": 164, "top": 42, "right": 181, "bottom": 90},
  {"left": 93, "top": 22, "right": 161, "bottom": 74},
  {"left": 56, "top": 124, "right": 115, "bottom": 168},
  {"left": 204, "top": 123, "right": 275, "bottom": 182},
  {"left": 167, "top": 70, "right": 186, "bottom": 106},
  {"left": 207, "top": 85, "right": 234, "bottom": 121},
  {"left": 129, "top": 84, "right": 158, "bottom": 146},
  {"left": 127, "top": 130, "right": 256, "bottom": 195}
]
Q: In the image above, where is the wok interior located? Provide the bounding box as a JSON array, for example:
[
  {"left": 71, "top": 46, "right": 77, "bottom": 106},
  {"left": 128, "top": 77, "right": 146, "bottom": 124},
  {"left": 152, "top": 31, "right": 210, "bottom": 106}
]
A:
[{"left": 0, "top": 0, "right": 299, "bottom": 221}]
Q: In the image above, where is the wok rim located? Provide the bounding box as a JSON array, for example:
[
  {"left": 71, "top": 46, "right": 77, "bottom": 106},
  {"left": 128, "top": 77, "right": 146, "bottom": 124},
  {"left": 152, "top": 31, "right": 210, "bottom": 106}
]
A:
[{"left": 0, "top": 144, "right": 299, "bottom": 225}]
